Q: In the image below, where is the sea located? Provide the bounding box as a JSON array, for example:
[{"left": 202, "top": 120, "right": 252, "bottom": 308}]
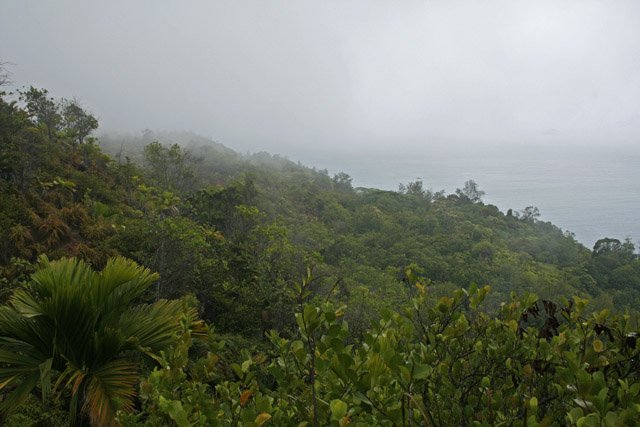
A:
[{"left": 286, "top": 144, "right": 639, "bottom": 250}]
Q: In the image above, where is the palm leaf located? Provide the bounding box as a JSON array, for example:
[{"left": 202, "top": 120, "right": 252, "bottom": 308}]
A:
[
  {"left": 118, "top": 300, "right": 186, "bottom": 355},
  {"left": 0, "top": 371, "right": 40, "bottom": 414},
  {"left": 0, "top": 304, "right": 50, "bottom": 368},
  {"left": 81, "top": 359, "right": 138, "bottom": 426},
  {"left": 7, "top": 289, "right": 42, "bottom": 318},
  {"left": 54, "top": 363, "right": 86, "bottom": 426},
  {"left": 92, "top": 257, "right": 158, "bottom": 313},
  {"left": 0, "top": 256, "right": 199, "bottom": 425},
  {"left": 29, "top": 256, "right": 95, "bottom": 299},
  {"left": 39, "top": 357, "right": 53, "bottom": 401},
  {"left": 0, "top": 348, "right": 43, "bottom": 369}
]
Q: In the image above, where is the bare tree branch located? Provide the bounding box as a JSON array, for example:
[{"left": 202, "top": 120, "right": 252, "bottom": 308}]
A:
[{"left": 0, "top": 61, "right": 13, "bottom": 88}]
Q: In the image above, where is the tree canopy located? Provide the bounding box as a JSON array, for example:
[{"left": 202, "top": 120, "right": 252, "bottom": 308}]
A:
[{"left": 1, "top": 84, "right": 639, "bottom": 425}]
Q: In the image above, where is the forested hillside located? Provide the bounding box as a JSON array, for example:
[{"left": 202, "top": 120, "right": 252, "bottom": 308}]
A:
[{"left": 1, "top": 86, "right": 639, "bottom": 425}]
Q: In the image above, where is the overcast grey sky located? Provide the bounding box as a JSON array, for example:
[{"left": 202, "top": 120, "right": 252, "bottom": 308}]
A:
[{"left": 2, "top": 0, "right": 640, "bottom": 154}]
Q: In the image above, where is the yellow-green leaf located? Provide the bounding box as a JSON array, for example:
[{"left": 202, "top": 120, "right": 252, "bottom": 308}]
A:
[
  {"left": 330, "top": 399, "right": 348, "bottom": 419},
  {"left": 593, "top": 339, "right": 604, "bottom": 353},
  {"left": 255, "top": 413, "right": 271, "bottom": 426},
  {"left": 508, "top": 319, "right": 519, "bottom": 333}
]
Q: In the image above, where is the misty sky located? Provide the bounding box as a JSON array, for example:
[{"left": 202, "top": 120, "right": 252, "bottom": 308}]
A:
[{"left": 2, "top": 0, "right": 640, "bottom": 154}]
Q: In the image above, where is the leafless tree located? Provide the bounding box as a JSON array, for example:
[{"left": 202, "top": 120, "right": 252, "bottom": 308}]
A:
[{"left": 0, "top": 61, "right": 13, "bottom": 88}]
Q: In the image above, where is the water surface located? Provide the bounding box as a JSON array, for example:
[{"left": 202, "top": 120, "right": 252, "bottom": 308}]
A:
[{"left": 288, "top": 144, "right": 639, "bottom": 249}]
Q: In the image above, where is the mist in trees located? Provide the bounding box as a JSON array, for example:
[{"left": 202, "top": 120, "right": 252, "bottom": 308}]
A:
[{"left": 1, "top": 83, "right": 640, "bottom": 424}]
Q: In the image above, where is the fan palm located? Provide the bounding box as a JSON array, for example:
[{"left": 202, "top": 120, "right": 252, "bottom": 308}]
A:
[{"left": 0, "top": 255, "right": 206, "bottom": 425}]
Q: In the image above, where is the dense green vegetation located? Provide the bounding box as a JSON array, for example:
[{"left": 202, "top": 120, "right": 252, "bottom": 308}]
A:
[
  {"left": 1, "top": 84, "right": 639, "bottom": 425},
  {"left": 0, "top": 256, "right": 206, "bottom": 425}
]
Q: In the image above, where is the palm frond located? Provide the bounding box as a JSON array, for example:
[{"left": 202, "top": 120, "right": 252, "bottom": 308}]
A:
[
  {"left": 0, "top": 309, "right": 55, "bottom": 365},
  {"left": 7, "top": 289, "right": 42, "bottom": 318},
  {"left": 118, "top": 300, "right": 186, "bottom": 355},
  {"left": 0, "top": 255, "right": 203, "bottom": 425},
  {"left": 30, "top": 255, "right": 95, "bottom": 299},
  {"left": 39, "top": 357, "right": 53, "bottom": 401},
  {"left": 0, "top": 348, "right": 43, "bottom": 370},
  {"left": 0, "top": 372, "right": 40, "bottom": 414},
  {"left": 54, "top": 363, "right": 86, "bottom": 426},
  {"left": 92, "top": 256, "right": 158, "bottom": 317},
  {"left": 81, "top": 359, "right": 138, "bottom": 426}
]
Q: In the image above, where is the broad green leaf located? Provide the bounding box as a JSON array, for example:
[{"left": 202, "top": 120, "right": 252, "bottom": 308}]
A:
[{"left": 330, "top": 399, "right": 347, "bottom": 419}]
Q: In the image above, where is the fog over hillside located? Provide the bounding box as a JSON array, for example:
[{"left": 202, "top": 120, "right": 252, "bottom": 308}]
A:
[
  {"left": 2, "top": 1, "right": 640, "bottom": 155},
  {"left": 3, "top": 4, "right": 640, "bottom": 423},
  {"left": 3, "top": 1, "right": 639, "bottom": 248}
]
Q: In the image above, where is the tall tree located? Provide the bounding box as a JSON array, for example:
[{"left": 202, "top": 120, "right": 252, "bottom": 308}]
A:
[
  {"left": 457, "top": 179, "right": 485, "bottom": 203},
  {"left": 60, "top": 98, "right": 98, "bottom": 147},
  {"left": 519, "top": 205, "right": 541, "bottom": 222},
  {"left": 142, "top": 141, "right": 200, "bottom": 192},
  {"left": 19, "top": 87, "right": 60, "bottom": 142}
]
